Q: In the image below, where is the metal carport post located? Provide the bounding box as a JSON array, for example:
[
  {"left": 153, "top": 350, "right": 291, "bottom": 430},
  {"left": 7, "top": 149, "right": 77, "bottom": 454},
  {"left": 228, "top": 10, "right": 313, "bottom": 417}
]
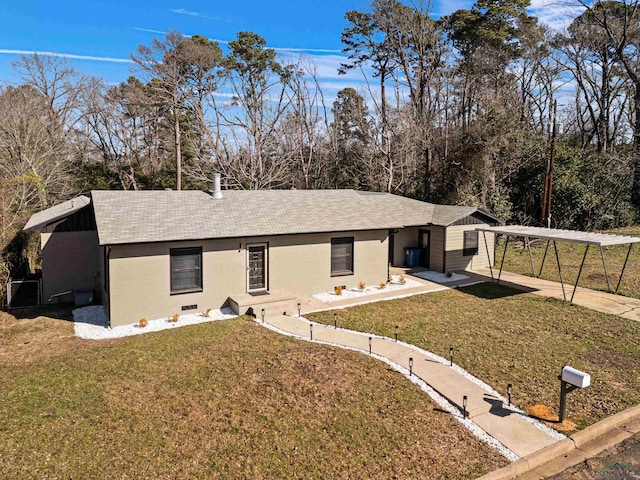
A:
[{"left": 478, "top": 226, "right": 640, "bottom": 304}]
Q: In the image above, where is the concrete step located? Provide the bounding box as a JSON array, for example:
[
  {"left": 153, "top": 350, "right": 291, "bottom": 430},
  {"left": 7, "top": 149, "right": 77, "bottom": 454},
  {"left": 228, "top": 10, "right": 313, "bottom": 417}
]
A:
[{"left": 229, "top": 291, "right": 299, "bottom": 318}]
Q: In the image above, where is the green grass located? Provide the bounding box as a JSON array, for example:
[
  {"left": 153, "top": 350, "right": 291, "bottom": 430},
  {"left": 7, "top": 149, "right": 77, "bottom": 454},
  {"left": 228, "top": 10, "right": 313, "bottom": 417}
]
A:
[
  {"left": 307, "top": 283, "right": 640, "bottom": 429},
  {"left": 498, "top": 226, "right": 640, "bottom": 300},
  {"left": 0, "top": 315, "right": 507, "bottom": 479}
]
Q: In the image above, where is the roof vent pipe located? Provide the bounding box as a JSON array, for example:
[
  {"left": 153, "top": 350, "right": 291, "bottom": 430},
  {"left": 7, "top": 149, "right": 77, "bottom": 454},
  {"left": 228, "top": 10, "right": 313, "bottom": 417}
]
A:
[{"left": 213, "top": 173, "right": 224, "bottom": 199}]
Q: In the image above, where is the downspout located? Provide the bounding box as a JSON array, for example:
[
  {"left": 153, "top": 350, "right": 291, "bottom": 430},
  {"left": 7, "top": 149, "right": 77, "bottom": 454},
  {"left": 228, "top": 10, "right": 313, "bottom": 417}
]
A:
[
  {"left": 442, "top": 226, "right": 447, "bottom": 273},
  {"left": 106, "top": 246, "right": 111, "bottom": 329}
]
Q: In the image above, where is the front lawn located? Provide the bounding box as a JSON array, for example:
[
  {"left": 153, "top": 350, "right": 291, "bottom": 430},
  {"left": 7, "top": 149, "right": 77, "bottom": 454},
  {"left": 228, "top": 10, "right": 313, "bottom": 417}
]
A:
[
  {"left": 0, "top": 311, "right": 507, "bottom": 479},
  {"left": 307, "top": 283, "right": 640, "bottom": 430}
]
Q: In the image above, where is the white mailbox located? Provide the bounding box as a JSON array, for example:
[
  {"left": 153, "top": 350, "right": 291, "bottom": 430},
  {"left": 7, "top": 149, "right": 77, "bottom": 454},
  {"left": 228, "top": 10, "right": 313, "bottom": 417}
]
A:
[{"left": 561, "top": 366, "right": 591, "bottom": 388}]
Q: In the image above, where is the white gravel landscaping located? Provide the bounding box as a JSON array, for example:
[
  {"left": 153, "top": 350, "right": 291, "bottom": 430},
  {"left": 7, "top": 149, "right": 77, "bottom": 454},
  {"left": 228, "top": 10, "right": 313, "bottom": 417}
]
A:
[
  {"left": 412, "top": 270, "right": 469, "bottom": 283},
  {"left": 312, "top": 274, "right": 424, "bottom": 303},
  {"left": 73, "top": 305, "right": 236, "bottom": 340}
]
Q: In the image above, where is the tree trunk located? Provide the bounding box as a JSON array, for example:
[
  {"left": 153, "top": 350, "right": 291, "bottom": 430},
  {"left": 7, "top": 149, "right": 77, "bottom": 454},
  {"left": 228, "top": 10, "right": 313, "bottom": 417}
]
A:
[
  {"left": 174, "top": 97, "right": 182, "bottom": 191},
  {"left": 633, "top": 84, "right": 640, "bottom": 207}
]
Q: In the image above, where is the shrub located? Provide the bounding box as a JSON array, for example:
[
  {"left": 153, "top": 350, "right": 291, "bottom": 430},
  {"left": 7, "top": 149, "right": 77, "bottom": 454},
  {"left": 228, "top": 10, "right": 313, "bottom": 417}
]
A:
[
  {"left": 335, "top": 285, "right": 343, "bottom": 295},
  {"left": 204, "top": 308, "right": 212, "bottom": 318},
  {"left": 139, "top": 317, "right": 148, "bottom": 328},
  {"left": 399, "top": 274, "right": 406, "bottom": 285},
  {"left": 170, "top": 313, "right": 179, "bottom": 323},
  {"left": 379, "top": 282, "right": 386, "bottom": 289},
  {"left": 358, "top": 281, "right": 366, "bottom": 291}
]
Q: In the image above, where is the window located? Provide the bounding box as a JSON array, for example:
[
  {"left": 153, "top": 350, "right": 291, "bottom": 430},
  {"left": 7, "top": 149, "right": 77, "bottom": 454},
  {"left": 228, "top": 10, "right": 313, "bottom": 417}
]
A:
[
  {"left": 331, "top": 237, "right": 354, "bottom": 276},
  {"left": 170, "top": 247, "right": 202, "bottom": 293},
  {"left": 463, "top": 231, "right": 479, "bottom": 257}
]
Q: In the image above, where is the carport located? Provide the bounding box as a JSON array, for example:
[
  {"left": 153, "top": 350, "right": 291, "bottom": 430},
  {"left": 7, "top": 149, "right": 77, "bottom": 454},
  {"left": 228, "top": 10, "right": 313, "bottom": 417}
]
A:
[{"left": 476, "top": 226, "right": 640, "bottom": 303}]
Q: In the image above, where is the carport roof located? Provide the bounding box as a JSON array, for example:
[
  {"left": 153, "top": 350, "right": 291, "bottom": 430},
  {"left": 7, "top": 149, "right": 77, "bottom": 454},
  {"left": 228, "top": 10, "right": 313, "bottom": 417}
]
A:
[{"left": 477, "top": 225, "right": 640, "bottom": 246}]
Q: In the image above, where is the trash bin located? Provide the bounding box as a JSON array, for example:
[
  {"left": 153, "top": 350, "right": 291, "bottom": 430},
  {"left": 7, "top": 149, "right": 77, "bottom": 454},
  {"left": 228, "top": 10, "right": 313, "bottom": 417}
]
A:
[
  {"left": 74, "top": 289, "right": 94, "bottom": 306},
  {"left": 404, "top": 248, "right": 422, "bottom": 267}
]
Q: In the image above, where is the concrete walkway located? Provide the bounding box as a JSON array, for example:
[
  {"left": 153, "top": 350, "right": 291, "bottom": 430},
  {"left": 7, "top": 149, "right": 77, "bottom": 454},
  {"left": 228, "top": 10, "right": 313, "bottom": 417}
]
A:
[
  {"left": 260, "top": 314, "right": 562, "bottom": 460},
  {"left": 474, "top": 268, "right": 640, "bottom": 322}
]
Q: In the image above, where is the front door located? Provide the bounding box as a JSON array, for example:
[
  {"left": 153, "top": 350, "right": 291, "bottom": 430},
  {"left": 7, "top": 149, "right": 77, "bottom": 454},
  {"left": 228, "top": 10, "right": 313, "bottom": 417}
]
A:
[
  {"left": 418, "top": 230, "right": 431, "bottom": 269},
  {"left": 247, "top": 244, "right": 268, "bottom": 292}
]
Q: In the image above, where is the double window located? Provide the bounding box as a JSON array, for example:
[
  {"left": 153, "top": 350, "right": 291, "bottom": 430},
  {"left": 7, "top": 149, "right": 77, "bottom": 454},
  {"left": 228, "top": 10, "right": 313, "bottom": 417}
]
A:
[
  {"left": 170, "top": 247, "right": 202, "bottom": 294},
  {"left": 463, "top": 231, "right": 479, "bottom": 257},
  {"left": 331, "top": 237, "right": 354, "bottom": 276}
]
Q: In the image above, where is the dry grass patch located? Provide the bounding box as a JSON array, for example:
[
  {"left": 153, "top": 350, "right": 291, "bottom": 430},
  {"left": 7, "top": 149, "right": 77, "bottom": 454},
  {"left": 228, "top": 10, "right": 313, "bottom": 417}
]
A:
[
  {"left": 498, "top": 226, "right": 640, "bottom": 300},
  {"left": 0, "top": 314, "right": 507, "bottom": 479},
  {"left": 307, "top": 283, "right": 640, "bottom": 432},
  {"left": 0, "top": 306, "right": 90, "bottom": 365}
]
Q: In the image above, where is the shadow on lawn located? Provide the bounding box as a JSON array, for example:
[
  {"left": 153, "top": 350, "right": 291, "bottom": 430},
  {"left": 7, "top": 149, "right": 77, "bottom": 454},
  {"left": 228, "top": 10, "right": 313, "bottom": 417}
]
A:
[
  {"left": 10, "top": 304, "right": 75, "bottom": 322},
  {"left": 457, "top": 282, "right": 534, "bottom": 299}
]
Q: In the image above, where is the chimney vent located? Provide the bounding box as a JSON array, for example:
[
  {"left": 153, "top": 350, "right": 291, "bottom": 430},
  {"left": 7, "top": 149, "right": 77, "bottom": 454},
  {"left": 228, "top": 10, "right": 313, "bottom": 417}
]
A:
[{"left": 213, "top": 173, "right": 224, "bottom": 199}]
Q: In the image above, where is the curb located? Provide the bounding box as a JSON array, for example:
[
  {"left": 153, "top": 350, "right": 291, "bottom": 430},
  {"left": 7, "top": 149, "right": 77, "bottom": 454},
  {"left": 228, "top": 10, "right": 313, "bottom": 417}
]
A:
[{"left": 476, "top": 403, "right": 640, "bottom": 480}]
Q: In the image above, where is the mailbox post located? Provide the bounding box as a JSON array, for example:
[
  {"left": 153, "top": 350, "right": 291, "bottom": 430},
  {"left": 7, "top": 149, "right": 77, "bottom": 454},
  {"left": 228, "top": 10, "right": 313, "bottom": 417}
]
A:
[{"left": 559, "top": 366, "right": 590, "bottom": 423}]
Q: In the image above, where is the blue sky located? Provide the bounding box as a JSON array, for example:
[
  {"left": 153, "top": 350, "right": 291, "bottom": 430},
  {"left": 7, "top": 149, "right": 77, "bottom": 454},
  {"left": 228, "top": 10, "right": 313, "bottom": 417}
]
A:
[{"left": 0, "top": 0, "right": 581, "bottom": 98}]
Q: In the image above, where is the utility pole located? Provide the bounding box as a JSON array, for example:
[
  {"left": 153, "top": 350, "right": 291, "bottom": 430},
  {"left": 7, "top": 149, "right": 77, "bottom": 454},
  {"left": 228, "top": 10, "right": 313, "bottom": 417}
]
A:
[{"left": 541, "top": 100, "right": 558, "bottom": 228}]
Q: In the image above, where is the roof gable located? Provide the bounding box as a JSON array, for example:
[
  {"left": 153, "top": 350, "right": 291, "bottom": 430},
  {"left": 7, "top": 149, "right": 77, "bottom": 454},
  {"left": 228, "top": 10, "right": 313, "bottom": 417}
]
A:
[{"left": 23, "top": 196, "right": 91, "bottom": 232}]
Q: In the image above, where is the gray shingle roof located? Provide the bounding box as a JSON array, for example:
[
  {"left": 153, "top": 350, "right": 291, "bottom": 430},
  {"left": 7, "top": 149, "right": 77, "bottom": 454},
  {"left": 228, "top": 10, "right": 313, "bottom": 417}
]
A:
[
  {"left": 23, "top": 196, "right": 91, "bottom": 232},
  {"left": 86, "top": 190, "right": 498, "bottom": 245}
]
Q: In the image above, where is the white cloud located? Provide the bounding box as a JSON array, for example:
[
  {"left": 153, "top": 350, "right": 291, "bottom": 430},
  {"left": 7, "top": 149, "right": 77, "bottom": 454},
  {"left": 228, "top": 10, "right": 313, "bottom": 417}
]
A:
[
  {"left": 170, "top": 8, "right": 214, "bottom": 20},
  {"left": 529, "top": 0, "right": 586, "bottom": 31},
  {"left": 0, "top": 49, "right": 132, "bottom": 63}
]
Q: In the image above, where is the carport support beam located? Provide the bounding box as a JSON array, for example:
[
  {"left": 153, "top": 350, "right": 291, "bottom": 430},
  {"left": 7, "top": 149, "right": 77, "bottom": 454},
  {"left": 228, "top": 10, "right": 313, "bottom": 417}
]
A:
[
  {"left": 482, "top": 231, "right": 494, "bottom": 282},
  {"left": 526, "top": 236, "right": 536, "bottom": 277},
  {"left": 570, "top": 244, "right": 589, "bottom": 303},
  {"left": 599, "top": 245, "right": 612, "bottom": 292},
  {"left": 497, "top": 235, "right": 510, "bottom": 285},
  {"left": 538, "top": 240, "right": 551, "bottom": 278},
  {"left": 616, "top": 244, "right": 634, "bottom": 293},
  {"left": 553, "top": 240, "right": 567, "bottom": 302}
]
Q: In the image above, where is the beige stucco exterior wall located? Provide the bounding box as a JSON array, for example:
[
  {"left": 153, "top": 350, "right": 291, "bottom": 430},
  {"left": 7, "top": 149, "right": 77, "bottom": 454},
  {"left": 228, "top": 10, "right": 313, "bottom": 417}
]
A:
[
  {"left": 445, "top": 225, "right": 495, "bottom": 272},
  {"left": 41, "top": 231, "right": 100, "bottom": 304},
  {"left": 107, "top": 230, "right": 389, "bottom": 327}
]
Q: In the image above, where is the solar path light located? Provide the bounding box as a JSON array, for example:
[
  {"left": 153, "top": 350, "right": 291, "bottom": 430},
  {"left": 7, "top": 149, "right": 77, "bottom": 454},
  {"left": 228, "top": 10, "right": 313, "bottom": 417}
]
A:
[
  {"left": 334, "top": 313, "right": 337, "bottom": 329},
  {"left": 559, "top": 366, "right": 590, "bottom": 423},
  {"left": 463, "top": 396, "right": 468, "bottom": 418},
  {"left": 507, "top": 384, "right": 512, "bottom": 406},
  {"left": 261, "top": 308, "right": 265, "bottom": 323},
  {"left": 297, "top": 303, "right": 301, "bottom": 317},
  {"left": 395, "top": 325, "right": 398, "bottom": 342},
  {"left": 449, "top": 347, "right": 454, "bottom": 366},
  {"left": 369, "top": 337, "right": 372, "bottom": 354},
  {"left": 310, "top": 323, "right": 313, "bottom": 340},
  {"left": 409, "top": 357, "right": 413, "bottom": 376}
]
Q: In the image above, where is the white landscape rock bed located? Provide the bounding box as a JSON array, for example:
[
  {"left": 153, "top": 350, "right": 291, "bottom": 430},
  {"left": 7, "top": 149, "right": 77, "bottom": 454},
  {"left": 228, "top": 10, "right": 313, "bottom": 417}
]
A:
[
  {"left": 413, "top": 271, "right": 469, "bottom": 283},
  {"left": 312, "top": 275, "right": 424, "bottom": 303},
  {"left": 73, "top": 305, "right": 236, "bottom": 340}
]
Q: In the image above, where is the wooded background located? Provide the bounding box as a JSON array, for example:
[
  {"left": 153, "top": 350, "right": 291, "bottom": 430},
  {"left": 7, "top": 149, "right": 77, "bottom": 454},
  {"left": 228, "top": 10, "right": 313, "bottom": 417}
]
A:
[{"left": 2, "top": 0, "right": 640, "bottom": 301}]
